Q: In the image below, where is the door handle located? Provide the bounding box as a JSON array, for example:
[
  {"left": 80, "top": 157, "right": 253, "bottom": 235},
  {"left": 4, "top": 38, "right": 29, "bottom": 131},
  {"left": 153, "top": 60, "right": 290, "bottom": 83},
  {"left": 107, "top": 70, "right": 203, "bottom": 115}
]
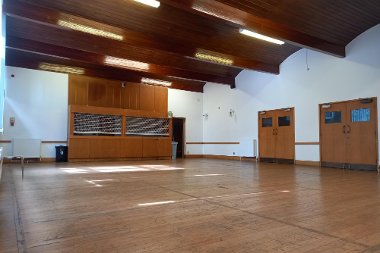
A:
[
  {"left": 347, "top": 125, "right": 351, "bottom": 134},
  {"left": 272, "top": 129, "right": 276, "bottom": 135},
  {"left": 343, "top": 125, "right": 346, "bottom": 134}
]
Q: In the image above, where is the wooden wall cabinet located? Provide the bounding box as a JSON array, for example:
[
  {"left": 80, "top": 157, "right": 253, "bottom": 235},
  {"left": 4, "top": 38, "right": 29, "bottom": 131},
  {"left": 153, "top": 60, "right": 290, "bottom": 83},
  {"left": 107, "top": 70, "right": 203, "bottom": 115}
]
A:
[{"left": 68, "top": 75, "right": 171, "bottom": 161}]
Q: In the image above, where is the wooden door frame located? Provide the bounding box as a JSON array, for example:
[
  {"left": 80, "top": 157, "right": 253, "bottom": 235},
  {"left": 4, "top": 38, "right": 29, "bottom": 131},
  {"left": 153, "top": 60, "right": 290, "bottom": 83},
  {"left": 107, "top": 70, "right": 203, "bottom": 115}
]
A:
[
  {"left": 172, "top": 117, "right": 186, "bottom": 159},
  {"left": 319, "top": 97, "right": 378, "bottom": 170}
]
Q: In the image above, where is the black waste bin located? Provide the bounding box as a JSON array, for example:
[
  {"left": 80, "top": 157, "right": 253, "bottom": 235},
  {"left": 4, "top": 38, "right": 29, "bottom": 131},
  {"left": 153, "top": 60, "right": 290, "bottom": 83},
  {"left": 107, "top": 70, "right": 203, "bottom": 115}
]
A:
[{"left": 55, "top": 146, "right": 68, "bottom": 162}]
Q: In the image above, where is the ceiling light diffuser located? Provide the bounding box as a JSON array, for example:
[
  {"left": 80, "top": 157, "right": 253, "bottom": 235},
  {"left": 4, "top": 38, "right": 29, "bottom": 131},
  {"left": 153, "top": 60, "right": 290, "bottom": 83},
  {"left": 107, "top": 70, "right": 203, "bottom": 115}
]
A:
[
  {"left": 195, "top": 51, "right": 233, "bottom": 65},
  {"left": 141, "top": 77, "right": 172, "bottom": 87},
  {"left": 39, "top": 63, "right": 85, "bottom": 75},
  {"left": 134, "top": 0, "right": 160, "bottom": 8},
  {"left": 104, "top": 56, "right": 150, "bottom": 71},
  {"left": 239, "top": 29, "right": 285, "bottom": 45},
  {"left": 57, "top": 20, "right": 124, "bottom": 41}
]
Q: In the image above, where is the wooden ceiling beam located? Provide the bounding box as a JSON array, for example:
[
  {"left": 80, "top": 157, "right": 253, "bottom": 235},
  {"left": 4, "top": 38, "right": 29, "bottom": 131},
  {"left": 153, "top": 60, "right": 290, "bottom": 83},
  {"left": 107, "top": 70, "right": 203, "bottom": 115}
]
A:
[
  {"left": 4, "top": 0, "right": 279, "bottom": 74},
  {"left": 6, "top": 48, "right": 206, "bottom": 93},
  {"left": 7, "top": 17, "right": 236, "bottom": 86},
  {"left": 6, "top": 36, "right": 234, "bottom": 86},
  {"left": 160, "top": 0, "right": 346, "bottom": 57}
]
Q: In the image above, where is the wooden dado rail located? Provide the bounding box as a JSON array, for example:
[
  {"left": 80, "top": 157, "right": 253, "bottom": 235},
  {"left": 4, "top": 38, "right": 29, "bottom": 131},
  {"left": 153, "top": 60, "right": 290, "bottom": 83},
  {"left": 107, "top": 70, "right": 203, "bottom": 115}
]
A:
[
  {"left": 295, "top": 142, "right": 320, "bottom": 145},
  {"left": 0, "top": 140, "right": 67, "bottom": 144},
  {"left": 186, "top": 142, "right": 240, "bottom": 145}
]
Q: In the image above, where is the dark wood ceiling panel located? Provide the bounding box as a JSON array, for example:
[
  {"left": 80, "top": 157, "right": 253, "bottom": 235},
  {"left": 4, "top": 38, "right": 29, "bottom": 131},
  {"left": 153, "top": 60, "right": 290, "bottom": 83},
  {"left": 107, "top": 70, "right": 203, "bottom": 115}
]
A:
[
  {"left": 3, "top": 0, "right": 379, "bottom": 92},
  {"left": 6, "top": 48, "right": 206, "bottom": 92},
  {"left": 4, "top": 1, "right": 279, "bottom": 74},
  {"left": 160, "top": 0, "right": 345, "bottom": 57},
  {"left": 18, "top": 0, "right": 300, "bottom": 64},
  {"left": 218, "top": 0, "right": 380, "bottom": 45},
  {"left": 7, "top": 17, "right": 237, "bottom": 85}
]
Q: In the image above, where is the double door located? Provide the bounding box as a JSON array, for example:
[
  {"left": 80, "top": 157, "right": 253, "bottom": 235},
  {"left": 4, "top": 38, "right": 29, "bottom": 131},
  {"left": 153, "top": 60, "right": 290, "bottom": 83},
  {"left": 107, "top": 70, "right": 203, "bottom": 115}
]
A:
[
  {"left": 320, "top": 98, "right": 378, "bottom": 170},
  {"left": 258, "top": 108, "right": 295, "bottom": 163}
]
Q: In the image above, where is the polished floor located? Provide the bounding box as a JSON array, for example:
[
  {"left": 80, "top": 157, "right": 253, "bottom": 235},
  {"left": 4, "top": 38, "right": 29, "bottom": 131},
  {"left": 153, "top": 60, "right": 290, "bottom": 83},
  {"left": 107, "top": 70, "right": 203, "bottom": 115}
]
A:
[{"left": 1, "top": 159, "right": 380, "bottom": 253}]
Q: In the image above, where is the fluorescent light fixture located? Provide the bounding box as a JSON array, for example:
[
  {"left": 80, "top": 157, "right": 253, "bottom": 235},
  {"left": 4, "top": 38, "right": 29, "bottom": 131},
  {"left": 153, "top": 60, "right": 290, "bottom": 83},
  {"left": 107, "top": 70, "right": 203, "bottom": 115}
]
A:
[
  {"left": 134, "top": 0, "right": 160, "bottom": 8},
  {"left": 39, "top": 63, "right": 85, "bottom": 75},
  {"left": 192, "top": 4, "right": 244, "bottom": 25},
  {"left": 195, "top": 51, "right": 233, "bottom": 65},
  {"left": 239, "top": 29, "right": 285, "bottom": 45},
  {"left": 57, "top": 20, "right": 124, "bottom": 41},
  {"left": 104, "top": 56, "right": 150, "bottom": 71},
  {"left": 141, "top": 77, "right": 172, "bottom": 87}
]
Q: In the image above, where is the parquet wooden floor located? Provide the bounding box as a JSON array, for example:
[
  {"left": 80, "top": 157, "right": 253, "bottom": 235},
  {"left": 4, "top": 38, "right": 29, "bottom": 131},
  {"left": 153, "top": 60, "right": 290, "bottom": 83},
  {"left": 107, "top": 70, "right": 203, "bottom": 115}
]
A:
[{"left": 1, "top": 159, "right": 379, "bottom": 252}]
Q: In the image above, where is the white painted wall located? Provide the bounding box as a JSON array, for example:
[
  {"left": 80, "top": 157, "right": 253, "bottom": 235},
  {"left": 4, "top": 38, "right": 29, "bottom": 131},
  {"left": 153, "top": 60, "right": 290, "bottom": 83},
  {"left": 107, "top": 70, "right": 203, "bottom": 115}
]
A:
[
  {"left": 168, "top": 89, "right": 203, "bottom": 155},
  {"left": 1, "top": 67, "right": 68, "bottom": 157},
  {"left": 202, "top": 24, "right": 380, "bottom": 163}
]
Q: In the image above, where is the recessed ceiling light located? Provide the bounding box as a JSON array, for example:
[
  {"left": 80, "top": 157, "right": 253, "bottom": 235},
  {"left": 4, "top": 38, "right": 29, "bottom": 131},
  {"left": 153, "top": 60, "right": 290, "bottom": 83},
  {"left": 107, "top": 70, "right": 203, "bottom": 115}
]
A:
[
  {"left": 134, "top": 0, "right": 160, "bottom": 8},
  {"left": 141, "top": 77, "right": 172, "bottom": 87},
  {"left": 57, "top": 20, "right": 124, "bottom": 41},
  {"left": 104, "top": 56, "right": 150, "bottom": 71},
  {"left": 239, "top": 29, "right": 285, "bottom": 45},
  {"left": 39, "top": 63, "right": 85, "bottom": 75},
  {"left": 195, "top": 51, "right": 233, "bottom": 65}
]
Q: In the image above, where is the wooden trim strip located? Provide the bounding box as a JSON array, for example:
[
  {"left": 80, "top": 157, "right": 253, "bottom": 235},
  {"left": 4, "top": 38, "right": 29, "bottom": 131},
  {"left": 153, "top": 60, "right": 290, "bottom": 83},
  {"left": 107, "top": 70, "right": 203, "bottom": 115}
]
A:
[
  {"left": 0, "top": 140, "right": 68, "bottom": 144},
  {"left": 295, "top": 142, "right": 320, "bottom": 145},
  {"left": 41, "top": 141, "right": 68, "bottom": 144},
  {"left": 295, "top": 160, "right": 321, "bottom": 167},
  {"left": 186, "top": 142, "right": 240, "bottom": 145}
]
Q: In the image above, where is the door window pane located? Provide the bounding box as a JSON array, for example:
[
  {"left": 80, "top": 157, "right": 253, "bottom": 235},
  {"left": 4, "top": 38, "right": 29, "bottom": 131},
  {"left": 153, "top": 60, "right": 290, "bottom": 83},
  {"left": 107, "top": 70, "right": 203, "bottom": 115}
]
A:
[
  {"left": 325, "top": 111, "right": 341, "bottom": 124},
  {"left": 262, "top": 117, "right": 272, "bottom": 127},
  {"left": 278, "top": 116, "right": 291, "bottom": 126},
  {"left": 351, "top": 108, "right": 370, "bottom": 122}
]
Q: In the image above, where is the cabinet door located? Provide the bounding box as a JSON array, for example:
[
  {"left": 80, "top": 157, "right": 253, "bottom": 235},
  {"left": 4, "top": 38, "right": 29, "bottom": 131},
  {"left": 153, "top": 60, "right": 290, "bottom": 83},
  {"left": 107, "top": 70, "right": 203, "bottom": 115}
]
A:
[
  {"left": 346, "top": 98, "right": 377, "bottom": 168},
  {"left": 275, "top": 108, "right": 295, "bottom": 160},
  {"left": 88, "top": 79, "right": 121, "bottom": 108},
  {"left": 140, "top": 84, "right": 155, "bottom": 111},
  {"left": 69, "top": 75, "right": 88, "bottom": 105},
  {"left": 89, "top": 139, "right": 124, "bottom": 159},
  {"left": 258, "top": 111, "right": 276, "bottom": 160},
  {"left": 124, "top": 137, "right": 143, "bottom": 158},
  {"left": 320, "top": 102, "right": 348, "bottom": 167},
  {"left": 154, "top": 86, "right": 168, "bottom": 116},
  {"left": 122, "top": 83, "right": 140, "bottom": 110},
  {"left": 142, "top": 137, "right": 158, "bottom": 157},
  {"left": 157, "top": 138, "right": 172, "bottom": 157},
  {"left": 68, "top": 138, "right": 90, "bottom": 159}
]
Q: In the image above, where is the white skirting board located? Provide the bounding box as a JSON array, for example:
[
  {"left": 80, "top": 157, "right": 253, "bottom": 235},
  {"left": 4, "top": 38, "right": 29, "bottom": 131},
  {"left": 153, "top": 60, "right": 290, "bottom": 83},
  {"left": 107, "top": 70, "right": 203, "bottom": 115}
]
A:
[{"left": 12, "top": 138, "right": 41, "bottom": 158}]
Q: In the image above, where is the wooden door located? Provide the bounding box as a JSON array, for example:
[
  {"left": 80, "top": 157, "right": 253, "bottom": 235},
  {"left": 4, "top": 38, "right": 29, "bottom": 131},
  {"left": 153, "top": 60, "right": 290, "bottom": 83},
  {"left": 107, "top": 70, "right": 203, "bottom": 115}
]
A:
[
  {"left": 275, "top": 108, "right": 295, "bottom": 161},
  {"left": 345, "top": 98, "right": 378, "bottom": 169},
  {"left": 258, "top": 110, "right": 276, "bottom": 161},
  {"left": 320, "top": 97, "right": 378, "bottom": 170},
  {"left": 320, "top": 102, "right": 348, "bottom": 168}
]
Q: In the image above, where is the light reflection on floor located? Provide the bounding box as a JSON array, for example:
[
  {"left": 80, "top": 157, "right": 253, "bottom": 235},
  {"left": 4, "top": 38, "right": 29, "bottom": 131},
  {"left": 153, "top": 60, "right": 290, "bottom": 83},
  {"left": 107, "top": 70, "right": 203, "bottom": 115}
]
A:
[{"left": 61, "top": 165, "right": 185, "bottom": 174}]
